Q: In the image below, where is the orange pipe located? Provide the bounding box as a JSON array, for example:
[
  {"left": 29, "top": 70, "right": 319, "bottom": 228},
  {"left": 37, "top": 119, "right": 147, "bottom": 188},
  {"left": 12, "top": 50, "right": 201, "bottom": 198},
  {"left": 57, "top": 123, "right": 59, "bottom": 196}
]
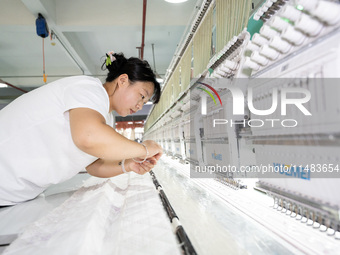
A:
[{"left": 141, "top": 0, "right": 147, "bottom": 60}]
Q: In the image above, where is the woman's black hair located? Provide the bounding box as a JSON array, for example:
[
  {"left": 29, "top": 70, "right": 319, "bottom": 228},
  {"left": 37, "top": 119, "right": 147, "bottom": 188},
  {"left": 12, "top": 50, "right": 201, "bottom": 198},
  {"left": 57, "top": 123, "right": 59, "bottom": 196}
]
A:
[{"left": 101, "top": 52, "right": 161, "bottom": 104}]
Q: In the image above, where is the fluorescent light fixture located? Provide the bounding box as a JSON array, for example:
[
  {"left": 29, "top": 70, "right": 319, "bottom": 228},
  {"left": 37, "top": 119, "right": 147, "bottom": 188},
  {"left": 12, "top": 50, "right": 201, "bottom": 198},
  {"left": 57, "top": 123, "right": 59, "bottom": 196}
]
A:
[
  {"left": 146, "top": 101, "right": 153, "bottom": 105},
  {"left": 0, "top": 83, "right": 8, "bottom": 88},
  {"left": 156, "top": 77, "right": 164, "bottom": 83},
  {"left": 154, "top": 71, "right": 163, "bottom": 83},
  {"left": 165, "top": 0, "right": 188, "bottom": 3}
]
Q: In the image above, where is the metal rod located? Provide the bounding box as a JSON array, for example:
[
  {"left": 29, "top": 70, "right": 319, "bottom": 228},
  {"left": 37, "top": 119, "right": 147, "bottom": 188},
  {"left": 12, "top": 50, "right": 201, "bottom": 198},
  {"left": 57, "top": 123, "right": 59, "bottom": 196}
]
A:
[
  {"left": 152, "top": 43, "right": 156, "bottom": 71},
  {"left": 149, "top": 171, "right": 197, "bottom": 255}
]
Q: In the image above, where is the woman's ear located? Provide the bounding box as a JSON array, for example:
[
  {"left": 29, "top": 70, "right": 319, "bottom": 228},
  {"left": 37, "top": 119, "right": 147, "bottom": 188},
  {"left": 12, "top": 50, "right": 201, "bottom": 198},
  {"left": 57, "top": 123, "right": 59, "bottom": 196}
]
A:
[{"left": 117, "top": 74, "right": 129, "bottom": 88}]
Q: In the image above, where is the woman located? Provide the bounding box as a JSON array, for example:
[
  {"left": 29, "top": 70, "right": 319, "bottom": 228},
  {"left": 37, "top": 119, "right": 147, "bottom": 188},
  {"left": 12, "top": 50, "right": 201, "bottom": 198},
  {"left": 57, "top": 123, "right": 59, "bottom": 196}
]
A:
[{"left": 0, "top": 52, "right": 163, "bottom": 206}]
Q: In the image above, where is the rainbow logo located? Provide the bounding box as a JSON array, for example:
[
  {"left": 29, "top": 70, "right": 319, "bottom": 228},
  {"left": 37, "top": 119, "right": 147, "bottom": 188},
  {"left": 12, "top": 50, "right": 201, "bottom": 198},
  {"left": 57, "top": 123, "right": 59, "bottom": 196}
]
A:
[{"left": 196, "top": 82, "right": 222, "bottom": 106}]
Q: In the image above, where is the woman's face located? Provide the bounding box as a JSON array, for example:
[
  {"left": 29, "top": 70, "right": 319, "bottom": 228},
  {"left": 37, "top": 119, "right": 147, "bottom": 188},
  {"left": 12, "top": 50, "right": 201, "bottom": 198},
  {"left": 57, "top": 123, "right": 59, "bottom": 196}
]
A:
[{"left": 113, "top": 78, "right": 154, "bottom": 117}]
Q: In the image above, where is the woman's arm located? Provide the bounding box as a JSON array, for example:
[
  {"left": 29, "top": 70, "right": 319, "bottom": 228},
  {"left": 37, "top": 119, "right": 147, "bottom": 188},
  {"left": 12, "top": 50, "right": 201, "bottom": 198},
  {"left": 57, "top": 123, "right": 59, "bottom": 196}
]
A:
[{"left": 69, "top": 108, "right": 162, "bottom": 161}]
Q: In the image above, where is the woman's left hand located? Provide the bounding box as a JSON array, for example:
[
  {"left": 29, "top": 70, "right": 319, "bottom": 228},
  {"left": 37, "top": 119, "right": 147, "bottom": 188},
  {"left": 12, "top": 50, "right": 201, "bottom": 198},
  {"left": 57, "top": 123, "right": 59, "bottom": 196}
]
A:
[{"left": 126, "top": 157, "right": 158, "bottom": 175}]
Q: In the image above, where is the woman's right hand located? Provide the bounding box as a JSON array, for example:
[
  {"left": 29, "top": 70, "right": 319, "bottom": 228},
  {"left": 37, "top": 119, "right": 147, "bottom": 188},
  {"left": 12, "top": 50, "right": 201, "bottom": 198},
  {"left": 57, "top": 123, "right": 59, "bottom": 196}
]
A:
[{"left": 142, "top": 140, "right": 163, "bottom": 160}]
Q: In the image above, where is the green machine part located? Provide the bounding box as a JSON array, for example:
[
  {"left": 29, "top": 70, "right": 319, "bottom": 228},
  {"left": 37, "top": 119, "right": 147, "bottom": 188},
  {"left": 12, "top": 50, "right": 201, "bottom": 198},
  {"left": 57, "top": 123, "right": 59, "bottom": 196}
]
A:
[
  {"left": 247, "top": 0, "right": 265, "bottom": 39},
  {"left": 247, "top": 14, "right": 264, "bottom": 40}
]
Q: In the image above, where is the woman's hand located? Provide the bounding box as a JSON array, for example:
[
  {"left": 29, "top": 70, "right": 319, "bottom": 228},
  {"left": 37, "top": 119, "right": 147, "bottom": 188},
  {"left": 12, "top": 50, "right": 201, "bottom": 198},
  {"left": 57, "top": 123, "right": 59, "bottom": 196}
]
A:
[
  {"left": 126, "top": 156, "right": 158, "bottom": 175},
  {"left": 142, "top": 140, "right": 163, "bottom": 159}
]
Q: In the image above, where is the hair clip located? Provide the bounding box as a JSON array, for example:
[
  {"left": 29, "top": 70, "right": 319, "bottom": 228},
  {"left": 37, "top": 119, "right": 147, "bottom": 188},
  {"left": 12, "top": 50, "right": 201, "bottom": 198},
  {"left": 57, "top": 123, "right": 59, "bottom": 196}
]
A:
[{"left": 106, "top": 51, "right": 116, "bottom": 66}]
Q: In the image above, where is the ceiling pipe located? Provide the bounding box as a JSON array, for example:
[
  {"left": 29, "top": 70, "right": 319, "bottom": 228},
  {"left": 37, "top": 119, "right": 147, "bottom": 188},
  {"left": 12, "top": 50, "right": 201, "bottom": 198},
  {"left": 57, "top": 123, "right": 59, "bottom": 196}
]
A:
[
  {"left": 0, "top": 79, "right": 28, "bottom": 93},
  {"left": 140, "top": 0, "right": 147, "bottom": 60}
]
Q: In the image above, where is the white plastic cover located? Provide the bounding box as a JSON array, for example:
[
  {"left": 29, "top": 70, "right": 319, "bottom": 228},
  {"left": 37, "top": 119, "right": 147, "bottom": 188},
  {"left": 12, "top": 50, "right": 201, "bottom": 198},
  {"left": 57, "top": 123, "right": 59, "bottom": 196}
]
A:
[{"left": 4, "top": 173, "right": 181, "bottom": 255}]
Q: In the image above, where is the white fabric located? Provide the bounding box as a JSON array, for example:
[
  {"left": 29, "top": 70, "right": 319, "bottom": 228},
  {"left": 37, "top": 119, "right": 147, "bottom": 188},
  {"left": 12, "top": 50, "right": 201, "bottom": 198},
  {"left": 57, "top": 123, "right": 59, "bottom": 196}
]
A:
[
  {"left": 3, "top": 174, "right": 181, "bottom": 255},
  {"left": 0, "top": 76, "right": 113, "bottom": 205}
]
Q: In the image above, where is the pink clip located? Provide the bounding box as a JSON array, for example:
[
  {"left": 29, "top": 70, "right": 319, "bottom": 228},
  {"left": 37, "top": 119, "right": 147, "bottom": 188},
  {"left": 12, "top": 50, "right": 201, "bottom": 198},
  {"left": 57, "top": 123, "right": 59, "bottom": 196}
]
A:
[{"left": 107, "top": 51, "right": 116, "bottom": 62}]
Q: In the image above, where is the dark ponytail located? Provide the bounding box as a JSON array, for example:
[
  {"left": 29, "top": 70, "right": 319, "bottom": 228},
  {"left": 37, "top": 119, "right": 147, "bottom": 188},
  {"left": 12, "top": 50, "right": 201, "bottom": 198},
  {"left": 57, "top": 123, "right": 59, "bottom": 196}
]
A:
[{"left": 101, "top": 52, "right": 161, "bottom": 104}]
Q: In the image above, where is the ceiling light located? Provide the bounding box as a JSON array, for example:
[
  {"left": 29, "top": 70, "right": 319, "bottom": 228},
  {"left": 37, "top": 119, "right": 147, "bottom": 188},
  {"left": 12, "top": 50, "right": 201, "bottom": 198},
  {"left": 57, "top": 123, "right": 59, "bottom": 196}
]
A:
[
  {"left": 165, "top": 0, "right": 188, "bottom": 3},
  {"left": 156, "top": 75, "right": 164, "bottom": 83},
  {"left": 0, "top": 83, "right": 8, "bottom": 88}
]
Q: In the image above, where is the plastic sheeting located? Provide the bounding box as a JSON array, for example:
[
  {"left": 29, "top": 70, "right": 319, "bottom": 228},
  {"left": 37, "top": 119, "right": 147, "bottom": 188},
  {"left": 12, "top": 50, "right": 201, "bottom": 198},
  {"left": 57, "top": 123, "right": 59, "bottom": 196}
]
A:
[{"left": 3, "top": 173, "right": 181, "bottom": 255}]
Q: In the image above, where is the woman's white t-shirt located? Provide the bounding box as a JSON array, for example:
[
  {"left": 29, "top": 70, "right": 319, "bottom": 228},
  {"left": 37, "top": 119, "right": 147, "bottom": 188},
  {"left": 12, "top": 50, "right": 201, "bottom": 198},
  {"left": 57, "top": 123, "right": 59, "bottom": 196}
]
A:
[{"left": 0, "top": 76, "right": 113, "bottom": 205}]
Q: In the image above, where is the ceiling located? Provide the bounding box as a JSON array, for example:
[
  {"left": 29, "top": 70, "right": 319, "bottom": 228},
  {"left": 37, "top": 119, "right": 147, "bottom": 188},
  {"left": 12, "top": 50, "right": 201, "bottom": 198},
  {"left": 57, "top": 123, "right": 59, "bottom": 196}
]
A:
[{"left": 0, "top": 0, "right": 202, "bottom": 110}]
